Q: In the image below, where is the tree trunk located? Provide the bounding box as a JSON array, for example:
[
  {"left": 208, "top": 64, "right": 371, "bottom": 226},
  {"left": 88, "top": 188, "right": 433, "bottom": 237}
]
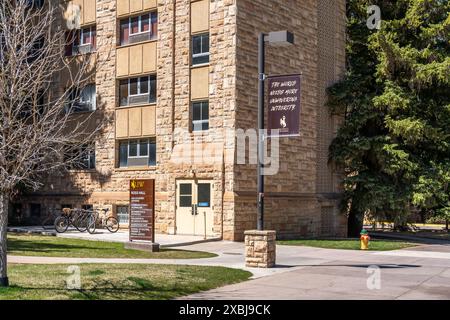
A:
[
  {"left": 446, "top": 220, "right": 449, "bottom": 232},
  {"left": 0, "top": 193, "right": 9, "bottom": 287},
  {"left": 348, "top": 206, "right": 364, "bottom": 238}
]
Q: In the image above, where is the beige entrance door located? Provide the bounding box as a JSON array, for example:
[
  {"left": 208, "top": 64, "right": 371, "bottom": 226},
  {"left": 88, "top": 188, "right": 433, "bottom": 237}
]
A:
[{"left": 176, "top": 180, "right": 214, "bottom": 236}]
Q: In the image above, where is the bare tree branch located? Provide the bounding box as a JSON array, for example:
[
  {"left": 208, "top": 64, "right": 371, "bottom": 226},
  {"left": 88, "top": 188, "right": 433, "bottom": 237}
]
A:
[{"left": 0, "top": 0, "right": 107, "bottom": 285}]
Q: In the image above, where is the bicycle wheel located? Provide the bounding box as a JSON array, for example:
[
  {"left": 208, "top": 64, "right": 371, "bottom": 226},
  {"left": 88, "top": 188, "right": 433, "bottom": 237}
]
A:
[
  {"left": 73, "top": 212, "right": 88, "bottom": 233},
  {"left": 54, "top": 216, "right": 69, "bottom": 233},
  {"left": 106, "top": 217, "right": 119, "bottom": 233},
  {"left": 87, "top": 214, "right": 97, "bottom": 234}
]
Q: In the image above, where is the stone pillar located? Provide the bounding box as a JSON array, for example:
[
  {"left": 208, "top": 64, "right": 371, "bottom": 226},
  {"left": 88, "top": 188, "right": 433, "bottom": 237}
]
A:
[{"left": 244, "top": 230, "right": 276, "bottom": 268}]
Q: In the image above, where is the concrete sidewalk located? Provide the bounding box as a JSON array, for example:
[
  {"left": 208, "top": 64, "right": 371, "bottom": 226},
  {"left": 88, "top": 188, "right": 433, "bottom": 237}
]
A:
[
  {"left": 180, "top": 243, "right": 450, "bottom": 300},
  {"left": 8, "top": 226, "right": 220, "bottom": 248}
]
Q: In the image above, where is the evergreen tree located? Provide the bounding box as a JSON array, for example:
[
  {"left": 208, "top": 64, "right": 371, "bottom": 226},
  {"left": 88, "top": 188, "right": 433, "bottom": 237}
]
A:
[{"left": 328, "top": 0, "right": 450, "bottom": 236}]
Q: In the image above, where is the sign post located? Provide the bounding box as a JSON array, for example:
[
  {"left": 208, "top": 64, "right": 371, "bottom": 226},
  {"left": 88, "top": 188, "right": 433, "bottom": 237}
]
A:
[
  {"left": 249, "top": 30, "right": 295, "bottom": 269},
  {"left": 125, "top": 179, "right": 159, "bottom": 252}
]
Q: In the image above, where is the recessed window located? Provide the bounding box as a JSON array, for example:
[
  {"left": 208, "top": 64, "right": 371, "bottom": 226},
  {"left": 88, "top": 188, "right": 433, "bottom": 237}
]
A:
[
  {"left": 66, "top": 84, "right": 96, "bottom": 113},
  {"left": 65, "top": 144, "right": 96, "bottom": 170},
  {"left": 192, "top": 33, "right": 209, "bottom": 66},
  {"left": 119, "top": 75, "right": 156, "bottom": 106},
  {"left": 82, "top": 205, "right": 94, "bottom": 212},
  {"left": 65, "top": 26, "right": 96, "bottom": 56},
  {"left": 120, "top": 12, "right": 158, "bottom": 46},
  {"left": 119, "top": 139, "right": 156, "bottom": 168},
  {"left": 26, "top": 0, "right": 44, "bottom": 9},
  {"left": 30, "top": 203, "right": 41, "bottom": 217},
  {"left": 192, "top": 101, "right": 209, "bottom": 131},
  {"left": 21, "top": 90, "right": 46, "bottom": 119},
  {"left": 116, "top": 205, "right": 129, "bottom": 224},
  {"left": 27, "top": 37, "right": 44, "bottom": 63}
]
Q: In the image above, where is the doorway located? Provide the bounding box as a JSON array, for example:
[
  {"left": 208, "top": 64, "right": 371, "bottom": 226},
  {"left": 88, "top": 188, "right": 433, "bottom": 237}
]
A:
[{"left": 175, "top": 180, "right": 214, "bottom": 236}]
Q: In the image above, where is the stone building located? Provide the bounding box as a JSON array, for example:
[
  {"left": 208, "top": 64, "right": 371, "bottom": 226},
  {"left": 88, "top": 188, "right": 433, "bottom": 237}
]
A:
[{"left": 14, "top": 0, "right": 348, "bottom": 241}]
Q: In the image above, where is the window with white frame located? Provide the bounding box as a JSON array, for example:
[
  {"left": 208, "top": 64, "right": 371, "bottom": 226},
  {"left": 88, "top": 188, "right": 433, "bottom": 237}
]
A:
[
  {"left": 66, "top": 84, "right": 96, "bottom": 113},
  {"left": 80, "top": 27, "right": 95, "bottom": 46},
  {"left": 65, "top": 144, "right": 96, "bottom": 170},
  {"left": 119, "top": 139, "right": 156, "bottom": 167},
  {"left": 65, "top": 26, "right": 96, "bottom": 56},
  {"left": 116, "top": 205, "right": 129, "bottom": 224},
  {"left": 192, "top": 101, "right": 209, "bottom": 131},
  {"left": 120, "top": 12, "right": 158, "bottom": 46},
  {"left": 192, "top": 33, "right": 210, "bottom": 66},
  {"left": 80, "top": 146, "right": 96, "bottom": 169},
  {"left": 119, "top": 75, "right": 156, "bottom": 106}
]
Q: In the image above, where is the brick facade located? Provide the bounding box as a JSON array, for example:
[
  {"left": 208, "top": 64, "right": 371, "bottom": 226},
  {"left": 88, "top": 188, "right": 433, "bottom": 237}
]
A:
[{"left": 14, "top": 0, "right": 347, "bottom": 241}]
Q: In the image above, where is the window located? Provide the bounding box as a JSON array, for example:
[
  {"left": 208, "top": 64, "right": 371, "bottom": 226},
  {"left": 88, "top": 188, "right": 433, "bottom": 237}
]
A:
[
  {"left": 192, "top": 101, "right": 209, "bottom": 131},
  {"left": 118, "top": 139, "right": 156, "bottom": 167},
  {"left": 65, "top": 26, "right": 96, "bottom": 56},
  {"left": 80, "top": 146, "right": 96, "bottom": 169},
  {"left": 120, "top": 12, "right": 158, "bottom": 46},
  {"left": 192, "top": 33, "right": 209, "bottom": 65},
  {"left": 66, "top": 84, "right": 96, "bottom": 113},
  {"left": 197, "top": 183, "right": 211, "bottom": 207},
  {"left": 27, "top": 37, "right": 44, "bottom": 63},
  {"left": 81, "top": 27, "right": 95, "bottom": 46},
  {"left": 65, "top": 145, "right": 96, "bottom": 170},
  {"left": 21, "top": 91, "right": 46, "bottom": 119},
  {"left": 26, "top": 0, "right": 44, "bottom": 9},
  {"left": 119, "top": 75, "right": 156, "bottom": 106},
  {"left": 11, "top": 204, "right": 23, "bottom": 218},
  {"left": 179, "top": 184, "right": 192, "bottom": 207},
  {"left": 30, "top": 203, "right": 41, "bottom": 217},
  {"left": 116, "top": 205, "right": 129, "bottom": 224}
]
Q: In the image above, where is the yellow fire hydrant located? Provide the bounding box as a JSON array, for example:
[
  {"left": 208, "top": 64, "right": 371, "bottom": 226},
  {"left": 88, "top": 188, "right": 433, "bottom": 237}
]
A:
[{"left": 360, "top": 229, "right": 370, "bottom": 250}]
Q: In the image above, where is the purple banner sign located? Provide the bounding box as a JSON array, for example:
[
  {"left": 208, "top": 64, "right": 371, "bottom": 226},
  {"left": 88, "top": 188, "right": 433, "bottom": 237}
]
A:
[{"left": 267, "top": 74, "right": 301, "bottom": 137}]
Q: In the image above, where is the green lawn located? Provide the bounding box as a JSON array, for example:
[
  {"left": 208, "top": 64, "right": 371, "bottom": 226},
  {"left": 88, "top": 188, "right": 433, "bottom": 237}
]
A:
[
  {"left": 7, "top": 233, "right": 216, "bottom": 259},
  {"left": 277, "top": 239, "right": 418, "bottom": 251},
  {"left": 0, "top": 264, "right": 252, "bottom": 300}
]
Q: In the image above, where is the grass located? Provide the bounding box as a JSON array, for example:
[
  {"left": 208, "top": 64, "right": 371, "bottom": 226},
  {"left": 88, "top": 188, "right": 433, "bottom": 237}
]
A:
[
  {"left": 7, "top": 233, "right": 216, "bottom": 259},
  {"left": 277, "top": 239, "right": 418, "bottom": 251},
  {"left": 0, "top": 263, "right": 252, "bottom": 300}
]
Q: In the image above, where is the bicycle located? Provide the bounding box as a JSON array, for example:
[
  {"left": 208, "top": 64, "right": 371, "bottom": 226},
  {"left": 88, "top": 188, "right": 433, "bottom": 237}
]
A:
[
  {"left": 86, "top": 208, "right": 119, "bottom": 234},
  {"left": 41, "top": 209, "right": 63, "bottom": 230},
  {"left": 54, "top": 208, "right": 93, "bottom": 233}
]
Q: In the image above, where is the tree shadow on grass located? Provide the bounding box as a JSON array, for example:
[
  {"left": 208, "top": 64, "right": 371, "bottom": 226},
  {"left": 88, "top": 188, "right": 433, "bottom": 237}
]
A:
[
  {"left": 6, "top": 238, "right": 106, "bottom": 254},
  {"left": 5, "top": 277, "right": 206, "bottom": 300}
]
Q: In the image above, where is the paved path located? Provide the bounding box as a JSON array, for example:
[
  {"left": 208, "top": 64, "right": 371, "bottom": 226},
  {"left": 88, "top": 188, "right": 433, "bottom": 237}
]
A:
[
  {"left": 8, "top": 226, "right": 220, "bottom": 247},
  {"left": 180, "top": 243, "right": 450, "bottom": 300},
  {"left": 8, "top": 240, "right": 450, "bottom": 299},
  {"left": 8, "top": 241, "right": 302, "bottom": 279}
]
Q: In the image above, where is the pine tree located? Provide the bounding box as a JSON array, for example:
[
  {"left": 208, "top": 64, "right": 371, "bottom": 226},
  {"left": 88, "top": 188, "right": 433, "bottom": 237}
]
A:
[{"left": 328, "top": 0, "right": 450, "bottom": 236}]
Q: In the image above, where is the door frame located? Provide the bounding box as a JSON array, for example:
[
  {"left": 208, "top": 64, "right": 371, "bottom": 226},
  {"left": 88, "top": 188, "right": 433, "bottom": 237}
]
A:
[{"left": 175, "top": 178, "right": 215, "bottom": 236}]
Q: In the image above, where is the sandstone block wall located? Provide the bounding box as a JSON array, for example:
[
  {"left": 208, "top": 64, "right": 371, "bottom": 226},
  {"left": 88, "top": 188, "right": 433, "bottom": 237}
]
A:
[{"left": 15, "top": 0, "right": 347, "bottom": 241}]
